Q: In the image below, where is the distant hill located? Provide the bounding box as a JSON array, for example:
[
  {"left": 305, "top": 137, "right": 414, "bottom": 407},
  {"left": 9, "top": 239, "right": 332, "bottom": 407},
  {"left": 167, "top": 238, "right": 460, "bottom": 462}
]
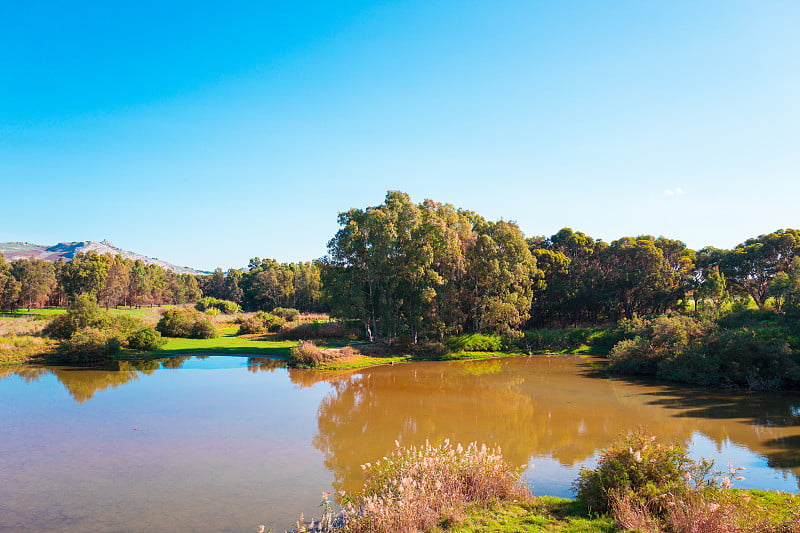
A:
[{"left": 0, "top": 240, "right": 208, "bottom": 275}]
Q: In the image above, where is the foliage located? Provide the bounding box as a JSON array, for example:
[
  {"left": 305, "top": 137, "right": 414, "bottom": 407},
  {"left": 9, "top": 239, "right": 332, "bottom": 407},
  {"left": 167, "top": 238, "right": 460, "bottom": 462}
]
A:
[
  {"left": 446, "top": 333, "right": 503, "bottom": 352},
  {"left": 156, "top": 308, "right": 218, "bottom": 339},
  {"left": 238, "top": 316, "right": 266, "bottom": 335},
  {"left": 44, "top": 294, "right": 102, "bottom": 339},
  {"left": 271, "top": 307, "right": 300, "bottom": 321},
  {"left": 238, "top": 311, "right": 285, "bottom": 335},
  {"left": 279, "top": 320, "right": 352, "bottom": 340},
  {"left": 608, "top": 311, "right": 800, "bottom": 390},
  {"left": 573, "top": 430, "right": 713, "bottom": 515},
  {"left": 195, "top": 296, "right": 240, "bottom": 314},
  {"left": 57, "top": 327, "right": 121, "bottom": 363},
  {"left": 322, "top": 191, "right": 542, "bottom": 344},
  {"left": 288, "top": 340, "right": 328, "bottom": 368},
  {"left": 127, "top": 327, "right": 167, "bottom": 351}
]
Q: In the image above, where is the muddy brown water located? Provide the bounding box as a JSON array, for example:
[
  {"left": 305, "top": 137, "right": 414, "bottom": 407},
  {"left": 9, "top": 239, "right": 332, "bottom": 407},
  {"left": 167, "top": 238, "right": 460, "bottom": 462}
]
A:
[{"left": 1, "top": 355, "right": 798, "bottom": 532}]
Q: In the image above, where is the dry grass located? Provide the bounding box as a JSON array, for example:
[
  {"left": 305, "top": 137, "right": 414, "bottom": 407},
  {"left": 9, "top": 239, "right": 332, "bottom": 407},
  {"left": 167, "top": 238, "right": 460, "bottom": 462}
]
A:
[
  {"left": 280, "top": 321, "right": 351, "bottom": 340},
  {"left": 0, "top": 317, "right": 55, "bottom": 363},
  {"left": 289, "top": 440, "right": 528, "bottom": 533},
  {"left": 611, "top": 489, "right": 800, "bottom": 533}
]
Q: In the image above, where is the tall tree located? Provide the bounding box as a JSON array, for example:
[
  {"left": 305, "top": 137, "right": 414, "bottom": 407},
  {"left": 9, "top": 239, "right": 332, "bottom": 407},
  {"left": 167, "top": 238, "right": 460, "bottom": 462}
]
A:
[{"left": 11, "top": 258, "right": 56, "bottom": 310}]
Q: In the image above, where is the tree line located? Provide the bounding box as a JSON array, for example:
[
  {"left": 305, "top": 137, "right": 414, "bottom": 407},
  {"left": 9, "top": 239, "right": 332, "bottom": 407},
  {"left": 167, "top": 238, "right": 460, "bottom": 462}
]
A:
[
  {"left": 0, "top": 252, "right": 202, "bottom": 311},
  {"left": 4, "top": 191, "right": 799, "bottom": 341},
  {"left": 319, "top": 191, "right": 800, "bottom": 344}
]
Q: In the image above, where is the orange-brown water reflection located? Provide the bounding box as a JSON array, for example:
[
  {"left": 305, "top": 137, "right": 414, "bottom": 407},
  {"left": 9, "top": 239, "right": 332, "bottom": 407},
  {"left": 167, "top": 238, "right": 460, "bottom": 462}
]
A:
[
  {"left": 0, "top": 355, "right": 798, "bottom": 532},
  {"left": 292, "top": 357, "right": 800, "bottom": 495}
]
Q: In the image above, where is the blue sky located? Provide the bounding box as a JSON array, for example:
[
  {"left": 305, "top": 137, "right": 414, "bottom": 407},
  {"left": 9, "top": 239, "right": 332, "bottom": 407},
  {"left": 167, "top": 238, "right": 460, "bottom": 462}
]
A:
[{"left": 2, "top": 1, "right": 799, "bottom": 270}]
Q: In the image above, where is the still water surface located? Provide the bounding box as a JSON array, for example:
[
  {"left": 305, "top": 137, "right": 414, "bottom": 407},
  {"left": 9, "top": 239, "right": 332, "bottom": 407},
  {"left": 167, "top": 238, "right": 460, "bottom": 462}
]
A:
[{"left": 1, "top": 355, "right": 799, "bottom": 532}]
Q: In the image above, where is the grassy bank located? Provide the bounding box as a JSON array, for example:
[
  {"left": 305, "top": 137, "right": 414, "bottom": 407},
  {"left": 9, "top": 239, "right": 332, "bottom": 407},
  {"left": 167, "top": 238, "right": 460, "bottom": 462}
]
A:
[{"left": 287, "top": 434, "right": 800, "bottom": 533}]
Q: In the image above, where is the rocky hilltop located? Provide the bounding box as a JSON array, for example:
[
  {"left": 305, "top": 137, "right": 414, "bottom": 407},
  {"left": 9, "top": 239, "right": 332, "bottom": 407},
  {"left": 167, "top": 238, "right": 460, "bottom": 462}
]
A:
[{"left": 0, "top": 240, "right": 206, "bottom": 275}]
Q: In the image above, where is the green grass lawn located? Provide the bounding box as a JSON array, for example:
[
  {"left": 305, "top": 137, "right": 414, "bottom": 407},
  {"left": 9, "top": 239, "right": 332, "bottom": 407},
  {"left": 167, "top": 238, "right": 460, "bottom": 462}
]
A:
[
  {"left": 2, "top": 306, "right": 169, "bottom": 319},
  {"left": 132, "top": 326, "right": 296, "bottom": 358}
]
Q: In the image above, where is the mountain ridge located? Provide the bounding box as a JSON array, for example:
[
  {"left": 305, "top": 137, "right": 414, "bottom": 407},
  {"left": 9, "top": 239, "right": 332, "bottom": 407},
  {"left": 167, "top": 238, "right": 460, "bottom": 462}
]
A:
[{"left": 0, "top": 240, "right": 208, "bottom": 275}]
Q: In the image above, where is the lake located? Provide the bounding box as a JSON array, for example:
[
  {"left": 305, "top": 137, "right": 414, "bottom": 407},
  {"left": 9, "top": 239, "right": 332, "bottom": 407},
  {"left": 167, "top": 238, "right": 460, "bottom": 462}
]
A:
[{"left": 1, "top": 355, "right": 799, "bottom": 532}]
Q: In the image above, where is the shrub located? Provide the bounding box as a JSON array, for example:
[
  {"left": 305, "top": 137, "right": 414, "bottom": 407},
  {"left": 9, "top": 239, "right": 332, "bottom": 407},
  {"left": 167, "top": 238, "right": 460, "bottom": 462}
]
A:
[
  {"left": 446, "top": 333, "right": 503, "bottom": 352},
  {"left": 238, "top": 316, "right": 265, "bottom": 335},
  {"left": 608, "top": 312, "right": 800, "bottom": 390},
  {"left": 58, "top": 327, "right": 121, "bottom": 363},
  {"left": 95, "top": 313, "right": 147, "bottom": 339},
  {"left": 280, "top": 321, "right": 349, "bottom": 340},
  {"left": 288, "top": 340, "right": 328, "bottom": 368},
  {"left": 411, "top": 341, "right": 451, "bottom": 359},
  {"left": 272, "top": 307, "right": 300, "bottom": 321},
  {"left": 127, "top": 327, "right": 167, "bottom": 351},
  {"left": 44, "top": 294, "right": 101, "bottom": 339},
  {"left": 294, "top": 440, "right": 527, "bottom": 533},
  {"left": 157, "top": 309, "right": 217, "bottom": 339},
  {"left": 191, "top": 319, "right": 218, "bottom": 339},
  {"left": 255, "top": 311, "right": 284, "bottom": 332},
  {"left": 573, "top": 430, "right": 713, "bottom": 515},
  {"left": 195, "top": 297, "right": 239, "bottom": 314},
  {"left": 237, "top": 312, "right": 285, "bottom": 335}
]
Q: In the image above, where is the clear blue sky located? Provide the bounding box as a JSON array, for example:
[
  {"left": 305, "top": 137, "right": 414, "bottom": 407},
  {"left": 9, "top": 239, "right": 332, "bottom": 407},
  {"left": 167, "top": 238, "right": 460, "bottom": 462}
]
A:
[{"left": 2, "top": 1, "right": 799, "bottom": 271}]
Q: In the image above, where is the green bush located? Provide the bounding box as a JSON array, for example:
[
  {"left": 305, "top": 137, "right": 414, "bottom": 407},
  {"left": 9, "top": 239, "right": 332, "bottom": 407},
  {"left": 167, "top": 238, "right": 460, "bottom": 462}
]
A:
[
  {"left": 237, "top": 312, "right": 285, "bottom": 335},
  {"left": 255, "top": 311, "right": 284, "bottom": 332},
  {"left": 127, "top": 327, "right": 167, "bottom": 351},
  {"left": 95, "top": 313, "right": 147, "bottom": 338},
  {"left": 608, "top": 312, "right": 800, "bottom": 390},
  {"left": 58, "top": 327, "right": 121, "bottom": 363},
  {"left": 195, "top": 297, "right": 240, "bottom": 314},
  {"left": 238, "top": 316, "right": 265, "bottom": 335},
  {"left": 191, "top": 319, "right": 217, "bottom": 339},
  {"left": 157, "top": 309, "right": 218, "bottom": 339},
  {"left": 446, "top": 333, "right": 503, "bottom": 352},
  {"left": 279, "top": 320, "right": 349, "bottom": 340},
  {"left": 44, "top": 294, "right": 101, "bottom": 339},
  {"left": 574, "top": 430, "right": 713, "bottom": 514},
  {"left": 272, "top": 307, "right": 300, "bottom": 321}
]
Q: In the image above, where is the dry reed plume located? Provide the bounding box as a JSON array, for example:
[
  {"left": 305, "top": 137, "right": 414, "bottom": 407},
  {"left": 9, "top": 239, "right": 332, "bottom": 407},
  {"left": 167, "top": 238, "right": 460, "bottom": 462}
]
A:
[{"left": 287, "top": 439, "right": 527, "bottom": 533}]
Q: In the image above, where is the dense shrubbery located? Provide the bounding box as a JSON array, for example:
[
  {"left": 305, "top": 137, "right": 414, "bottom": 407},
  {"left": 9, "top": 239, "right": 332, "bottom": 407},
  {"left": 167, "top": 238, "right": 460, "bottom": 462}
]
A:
[
  {"left": 127, "top": 327, "right": 167, "bottom": 351},
  {"left": 44, "top": 294, "right": 103, "bottom": 339},
  {"left": 279, "top": 320, "right": 353, "bottom": 340},
  {"left": 446, "top": 333, "right": 503, "bottom": 352},
  {"left": 271, "top": 307, "right": 299, "bottom": 321},
  {"left": 156, "top": 309, "right": 218, "bottom": 339},
  {"left": 608, "top": 311, "right": 800, "bottom": 390},
  {"left": 574, "top": 430, "right": 713, "bottom": 514},
  {"left": 237, "top": 311, "right": 285, "bottom": 335},
  {"left": 57, "top": 327, "right": 121, "bottom": 363},
  {"left": 195, "top": 297, "right": 240, "bottom": 314}
]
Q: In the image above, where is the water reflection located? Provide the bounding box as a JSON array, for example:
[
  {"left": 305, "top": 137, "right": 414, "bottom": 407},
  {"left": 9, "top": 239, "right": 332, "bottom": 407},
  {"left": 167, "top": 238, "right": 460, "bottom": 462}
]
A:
[
  {"left": 0, "top": 356, "right": 286, "bottom": 402},
  {"left": 304, "top": 357, "right": 800, "bottom": 494}
]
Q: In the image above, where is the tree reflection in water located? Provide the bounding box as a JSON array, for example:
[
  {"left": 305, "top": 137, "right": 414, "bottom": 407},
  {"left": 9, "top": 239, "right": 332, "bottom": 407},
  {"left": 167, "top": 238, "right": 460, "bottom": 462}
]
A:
[{"left": 302, "top": 357, "right": 800, "bottom": 495}]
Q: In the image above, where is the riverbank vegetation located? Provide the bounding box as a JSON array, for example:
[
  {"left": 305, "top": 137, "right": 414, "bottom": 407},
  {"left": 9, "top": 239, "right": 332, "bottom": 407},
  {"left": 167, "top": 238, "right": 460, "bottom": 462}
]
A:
[
  {"left": 286, "top": 432, "right": 799, "bottom": 533},
  {"left": 4, "top": 191, "right": 800, "bottom": 388}
]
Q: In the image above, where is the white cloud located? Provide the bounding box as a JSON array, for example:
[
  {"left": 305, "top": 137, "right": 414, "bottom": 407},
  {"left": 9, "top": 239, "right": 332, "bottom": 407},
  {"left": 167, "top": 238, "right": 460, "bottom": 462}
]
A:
[{"left": 664, "top": 187, "right": 685, "bottom": 196}]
